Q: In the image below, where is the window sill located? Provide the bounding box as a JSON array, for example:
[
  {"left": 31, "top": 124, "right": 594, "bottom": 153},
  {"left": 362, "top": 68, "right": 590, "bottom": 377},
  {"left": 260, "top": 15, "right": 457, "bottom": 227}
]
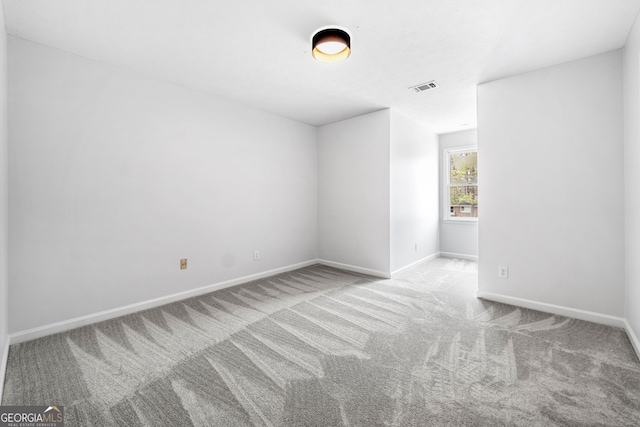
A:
[{"left": 442, "top": 219, "right": 478, "bottom": 224}]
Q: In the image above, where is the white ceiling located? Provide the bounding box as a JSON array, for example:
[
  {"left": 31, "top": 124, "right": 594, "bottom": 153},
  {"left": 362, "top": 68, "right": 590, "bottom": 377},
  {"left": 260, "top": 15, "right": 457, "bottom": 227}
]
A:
[{"left": 3, "top": 0, "right": 640, "bottom": 134}]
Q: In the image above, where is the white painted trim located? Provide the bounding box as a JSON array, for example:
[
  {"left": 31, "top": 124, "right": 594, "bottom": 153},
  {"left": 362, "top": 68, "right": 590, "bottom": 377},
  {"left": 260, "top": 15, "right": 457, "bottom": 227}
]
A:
[
  {"left": 316, "top": 259, "right": 390, "bottom": 279},
  {"left": 0, "top": 340, "right": 9, "bottom": 403},
  {"left": 390, "top": 252, "right": 440, "bottom": 277},
  {"left": 624, "top": 320, "right": 640, "bottom": 361},
  {"left": 442, "top": 219, "right": 478, "bottom": 224},
  {"left": 476, "top": 291, "right": 626, "bottom": 328},
  {"left": 440, "top": 252, "right": 478, "bottom": 261},
  {"left": 9, "top": 259, "right": 319, "bottom": 345}
]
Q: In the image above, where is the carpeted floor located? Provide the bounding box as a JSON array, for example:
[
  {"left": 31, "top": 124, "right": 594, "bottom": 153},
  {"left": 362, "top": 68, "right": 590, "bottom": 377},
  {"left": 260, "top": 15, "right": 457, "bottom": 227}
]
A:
[{"left": 2, "top": 257, "right": 640, "bottom": 426}]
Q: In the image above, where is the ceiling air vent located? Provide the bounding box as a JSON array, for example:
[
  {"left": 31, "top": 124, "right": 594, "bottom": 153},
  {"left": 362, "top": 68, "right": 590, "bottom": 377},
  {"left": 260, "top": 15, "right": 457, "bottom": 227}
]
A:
[{"left": 410, "top": 80, "right": 439, "bottom": 93}]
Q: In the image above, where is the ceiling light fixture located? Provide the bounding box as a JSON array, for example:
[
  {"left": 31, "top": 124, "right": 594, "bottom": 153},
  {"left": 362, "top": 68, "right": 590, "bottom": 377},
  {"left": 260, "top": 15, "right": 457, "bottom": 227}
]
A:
[{"left": 311, "top": 27, "right": 351, "bottom": 63}]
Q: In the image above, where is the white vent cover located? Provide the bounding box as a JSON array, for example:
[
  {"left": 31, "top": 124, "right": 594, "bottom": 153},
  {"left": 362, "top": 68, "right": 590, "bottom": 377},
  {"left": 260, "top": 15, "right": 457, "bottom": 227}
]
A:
[{"left": 410, "top": 80, "right": 439, "bottom": 93}]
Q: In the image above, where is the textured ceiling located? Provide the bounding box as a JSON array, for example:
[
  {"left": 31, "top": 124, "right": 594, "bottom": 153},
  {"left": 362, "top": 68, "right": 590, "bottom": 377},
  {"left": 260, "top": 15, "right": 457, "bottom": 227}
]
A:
[{"left": 3, "top": 0, "right": 640, "bottom": 134}]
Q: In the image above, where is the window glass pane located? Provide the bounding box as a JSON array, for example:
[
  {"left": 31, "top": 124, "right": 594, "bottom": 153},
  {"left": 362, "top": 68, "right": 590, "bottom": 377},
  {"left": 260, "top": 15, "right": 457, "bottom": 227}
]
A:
[
  {"left": 450, "top": 186, "right": 478, "bottom": 218},
  {"left": 450, "top": 151, "right": 477, "bottom": 185}
]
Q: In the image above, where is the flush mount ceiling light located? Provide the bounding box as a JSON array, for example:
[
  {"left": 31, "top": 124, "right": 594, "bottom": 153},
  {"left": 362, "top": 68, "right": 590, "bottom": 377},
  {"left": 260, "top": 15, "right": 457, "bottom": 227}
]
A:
[{"left": 311, "top": 27, "right": 351, "bottom": 63}]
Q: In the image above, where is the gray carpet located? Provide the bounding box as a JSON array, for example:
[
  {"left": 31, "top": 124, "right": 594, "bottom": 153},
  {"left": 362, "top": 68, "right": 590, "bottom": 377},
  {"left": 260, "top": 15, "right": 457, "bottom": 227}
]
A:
[{"left": 2, "top": 257, "right": 640, "bottom": 426}]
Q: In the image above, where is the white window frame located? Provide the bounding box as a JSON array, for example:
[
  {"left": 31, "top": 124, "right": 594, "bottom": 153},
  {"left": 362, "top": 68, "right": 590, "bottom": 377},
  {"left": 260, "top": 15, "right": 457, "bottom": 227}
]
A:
[{"left": 443, "top": 146, "right": 478, "bottom": 223}]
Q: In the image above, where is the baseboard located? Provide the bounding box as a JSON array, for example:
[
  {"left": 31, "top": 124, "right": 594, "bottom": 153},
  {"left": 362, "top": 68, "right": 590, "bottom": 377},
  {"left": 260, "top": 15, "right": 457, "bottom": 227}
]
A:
[
  {"left": 390, "top": 252, "right": 440, "bottom": 277},
  {"left": 476, "top": 291, "right": 626, "bottom": 328},
  {"left": 624, "top": 320, "right": 640, "bottom": 361},
  {"left": 0, "top": 339, "right": 8, "bottom": 403},
  {"left": 9, "top": 259, "right": 319, "bottom": 345},
  {"left": 316, "top": 259, "right": 390, "bottom": 279},
  {"left": 440, "top": 251, "right": 478, "bottom": 261}
]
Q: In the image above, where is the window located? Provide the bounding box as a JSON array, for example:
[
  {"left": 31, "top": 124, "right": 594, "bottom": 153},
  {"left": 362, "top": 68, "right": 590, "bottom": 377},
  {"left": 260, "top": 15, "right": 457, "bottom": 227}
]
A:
[{"left": 444, "top": 147, "right": 477, "bottom": 221}]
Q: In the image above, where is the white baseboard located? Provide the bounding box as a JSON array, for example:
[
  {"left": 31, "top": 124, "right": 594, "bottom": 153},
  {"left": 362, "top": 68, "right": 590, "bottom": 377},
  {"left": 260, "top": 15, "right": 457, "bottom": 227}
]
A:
[
  {"left": 440, "top": 252, "right": 478, "bottom": 261},
  {"left": 316, "top": 259, "right": 390, "bottom": 279},
  {"left": 476, "top": 291, "right": 626, "bottom": 328},
  {"left": 9, "top": 259, "right": 320, "bottom": 345},
  {"left": 0, "top": 339, "right": 9, "bottom": 403},
  {"left": 390, "top": 252, "right": 440, "bottom": 277},
  {"left": 624, "top": 320, "right": 640, "bottom": 361}
]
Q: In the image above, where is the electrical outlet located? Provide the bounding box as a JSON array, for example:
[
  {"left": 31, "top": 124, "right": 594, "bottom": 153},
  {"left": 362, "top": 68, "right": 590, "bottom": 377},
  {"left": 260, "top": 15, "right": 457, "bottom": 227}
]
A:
[
  {"left": 498, "top": 266, "right": 508, "bottom": 279},
  {"left": 180, "top": 259, "right": 187, "bottom": 270},
  {"left": 254, "top": 251, "right": 260, "bottom": 261}
]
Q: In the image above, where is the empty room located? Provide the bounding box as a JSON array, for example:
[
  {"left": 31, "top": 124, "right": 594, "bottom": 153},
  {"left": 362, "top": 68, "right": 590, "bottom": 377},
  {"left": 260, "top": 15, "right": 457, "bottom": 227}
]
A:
[{"left": 0, "top": 1, "right": 640, "bottom": 426}]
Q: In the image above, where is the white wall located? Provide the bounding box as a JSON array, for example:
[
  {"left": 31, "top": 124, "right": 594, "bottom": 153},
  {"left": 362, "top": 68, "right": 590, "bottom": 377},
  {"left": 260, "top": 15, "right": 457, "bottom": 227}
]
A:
[
  {"left": 8, "top": 38, "right": 318, "bottom": 333},
  {"left": 439, "top": 129, "right": 478, "bottom": 259},
  {"left": 477, "top": 50, "right": 625, "bottom": 318},
  {"left": 318, "top": 110, "right": 391, "bottom": 276},
  {"left": 624, "top": 12, "right": 640, "bottom": 349},
  {"left": 390, "top": 110, "right": 439, "bottom": 273},
  {"left": 0, "top": 5, "right": 8, "bottom": 398}
]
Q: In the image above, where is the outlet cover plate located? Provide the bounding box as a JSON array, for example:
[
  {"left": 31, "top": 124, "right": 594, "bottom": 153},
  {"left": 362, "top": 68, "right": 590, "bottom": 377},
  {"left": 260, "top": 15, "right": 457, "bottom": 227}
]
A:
[{"left": 498, "top": 266, "right": 508, "bottom": 279}]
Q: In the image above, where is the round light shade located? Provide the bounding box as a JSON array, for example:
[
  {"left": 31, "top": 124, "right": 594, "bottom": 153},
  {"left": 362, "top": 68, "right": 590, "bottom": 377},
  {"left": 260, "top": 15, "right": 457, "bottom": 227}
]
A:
[{"left": 312, "top": 28, "right": 351, "bottom": 63}]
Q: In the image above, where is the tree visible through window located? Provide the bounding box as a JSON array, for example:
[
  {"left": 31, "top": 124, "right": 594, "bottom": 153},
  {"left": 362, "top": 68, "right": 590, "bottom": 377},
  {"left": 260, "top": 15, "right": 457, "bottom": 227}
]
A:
[{"left": 447, "top": 149, "right": 477, "bottom": 219}]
